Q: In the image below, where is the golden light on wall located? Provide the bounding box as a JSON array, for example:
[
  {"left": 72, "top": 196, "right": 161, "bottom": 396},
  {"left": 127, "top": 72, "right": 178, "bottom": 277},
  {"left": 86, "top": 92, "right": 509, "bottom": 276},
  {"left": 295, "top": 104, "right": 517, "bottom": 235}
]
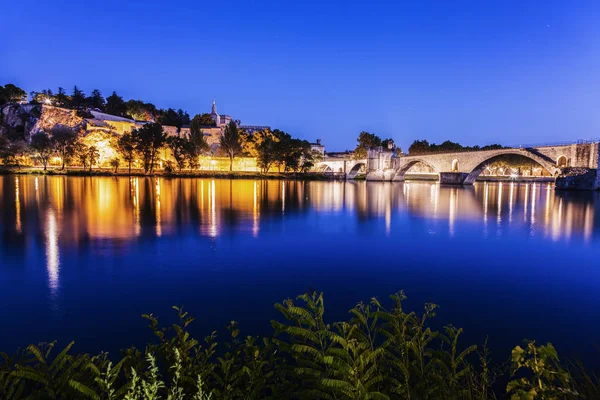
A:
[{"left": 82, "top": 131, "right": 118, "bottom": 166}]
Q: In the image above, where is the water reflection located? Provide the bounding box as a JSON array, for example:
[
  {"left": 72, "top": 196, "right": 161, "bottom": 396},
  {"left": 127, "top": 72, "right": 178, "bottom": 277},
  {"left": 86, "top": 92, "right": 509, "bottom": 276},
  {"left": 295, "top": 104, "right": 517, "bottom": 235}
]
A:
[{"left": 1, "top": 176, "right": 599, "bottom": 252}]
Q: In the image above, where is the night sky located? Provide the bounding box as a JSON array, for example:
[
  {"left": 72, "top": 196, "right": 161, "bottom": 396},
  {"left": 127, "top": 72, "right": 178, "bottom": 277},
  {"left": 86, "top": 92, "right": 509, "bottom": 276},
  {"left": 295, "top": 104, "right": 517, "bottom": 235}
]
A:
[{"left": 1, "top": 1, "right": 599, "bottom": 151}]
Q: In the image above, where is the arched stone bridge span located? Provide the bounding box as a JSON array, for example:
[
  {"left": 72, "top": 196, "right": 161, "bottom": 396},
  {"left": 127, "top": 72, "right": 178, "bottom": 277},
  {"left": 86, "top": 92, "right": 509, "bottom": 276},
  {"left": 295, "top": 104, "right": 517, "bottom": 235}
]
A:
[
  {"left": 315, "top": 159, "right": 367, "bottom": 179},
  {"left": 365, "top": 142, "right": 600, "bottom": 189}
]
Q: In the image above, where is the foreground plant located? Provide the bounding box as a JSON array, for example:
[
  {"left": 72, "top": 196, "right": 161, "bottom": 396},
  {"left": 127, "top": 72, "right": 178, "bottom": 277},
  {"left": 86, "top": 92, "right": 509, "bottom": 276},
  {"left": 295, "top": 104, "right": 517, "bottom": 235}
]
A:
[{"left": 0, "top": 291, "right": 594, "bottom": 399}]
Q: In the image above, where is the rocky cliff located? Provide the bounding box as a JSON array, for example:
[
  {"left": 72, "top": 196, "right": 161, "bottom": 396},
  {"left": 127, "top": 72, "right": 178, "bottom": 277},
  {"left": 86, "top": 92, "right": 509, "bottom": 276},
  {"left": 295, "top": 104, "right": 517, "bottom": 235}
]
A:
[{"left": 0, "top": 104, "right": 86, "bottom": 140}]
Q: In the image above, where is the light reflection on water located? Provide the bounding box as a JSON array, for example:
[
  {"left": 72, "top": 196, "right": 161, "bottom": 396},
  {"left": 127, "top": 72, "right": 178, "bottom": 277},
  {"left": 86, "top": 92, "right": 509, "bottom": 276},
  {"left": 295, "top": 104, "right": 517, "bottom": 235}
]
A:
[{"left": 0, "top": 175, "right": 599, "bottom": 361}]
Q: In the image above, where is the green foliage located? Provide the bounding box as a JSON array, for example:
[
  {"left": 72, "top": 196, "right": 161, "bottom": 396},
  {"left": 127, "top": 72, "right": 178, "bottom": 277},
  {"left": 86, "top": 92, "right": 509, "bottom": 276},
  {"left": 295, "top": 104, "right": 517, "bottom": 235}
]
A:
[
  {"left": 167, "top": 136, "right": 188, "bottom": 171},
  {"left": 354, "top": 131, "right": 394, "bottom": 159},
  {"left": 408, "top": 140, "right": 505, "bottom": 155},
  {"left": 106, "top": 92, "right": 127, "bottom": 117},
  {"left": 0, "top": 84, "right": 28, "bottom": 105},
  {"left": 116, "top": 133, "right": 137, "bottom": 174},
  {"left": 71, "top": 86, "right": 86, "bottom": 109},
  {"left": 50, "top": 125, "right": 78, "bottom": 170},
  {"left": 131, "top": 123, "right": 167, "bottom": 173},
  {"left": 30, "top": 132, "right": 54, "bottom": 171},
  {"left": 0, "top": 292, "right": 595, "bottom": 399},
  {"left": 126, "top": 100, "right": 158, "bottom": 122},
  {"left": 190, "top": 113, "right": 216, "bottom": 128},
  {"left": 507, "top": 341, "right": 577, "bottom": 399},
  {"left": 87, "top": 89, "right": 106, "bottom": 111},
  {"left": 219, "top": 121, "right": 242, "bottom": 171}
]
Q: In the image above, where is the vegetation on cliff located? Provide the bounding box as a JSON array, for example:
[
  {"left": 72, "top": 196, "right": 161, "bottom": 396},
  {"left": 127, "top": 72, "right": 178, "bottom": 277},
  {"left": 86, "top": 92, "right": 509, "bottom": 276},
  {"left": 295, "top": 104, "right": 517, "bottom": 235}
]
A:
[{"left": 0, "top": 291, "right": 598, "bottom": 399}]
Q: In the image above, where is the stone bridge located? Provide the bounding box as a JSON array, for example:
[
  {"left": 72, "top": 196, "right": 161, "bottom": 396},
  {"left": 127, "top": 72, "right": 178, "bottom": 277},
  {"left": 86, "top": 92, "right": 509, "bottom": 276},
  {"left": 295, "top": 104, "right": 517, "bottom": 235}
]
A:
[
  {"left": 315, "top": 158, "right": 368, "bottom": 179},
  {"left": 365, "top": 142, "right": 600, "bottom": 189},
  {"left": 315, "top": 142, "right": 600, "bottom": 189}
]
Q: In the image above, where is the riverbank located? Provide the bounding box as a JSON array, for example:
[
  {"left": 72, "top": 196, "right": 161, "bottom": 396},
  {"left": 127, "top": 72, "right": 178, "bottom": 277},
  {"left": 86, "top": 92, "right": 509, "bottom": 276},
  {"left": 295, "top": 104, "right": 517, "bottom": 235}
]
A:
[{"left": 0, "top": 166, "right": 337, "bottom": 180}]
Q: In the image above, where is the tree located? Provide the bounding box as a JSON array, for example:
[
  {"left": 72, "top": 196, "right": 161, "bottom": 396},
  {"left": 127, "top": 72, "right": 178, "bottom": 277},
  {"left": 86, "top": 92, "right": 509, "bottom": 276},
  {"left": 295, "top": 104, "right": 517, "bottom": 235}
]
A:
[
  {"left": 0, "top": 84, "right": 27, "bottom": 105},
  {"left": 249, "top": 129, "right": 280, "bottom": 173},
  {"left": 105, "top": 91, "right": 127, "bottom": 116},
  {"left": 408, "top": 139, "right": 431, "bottom": 155},
  {"left": 54, "top": 87, "right": 70, "bottom": 107},
  {"left": 30, "top": 132, "right": 54, "bottom": 170},
  {"left": 110, "top": 158, "right": 120, "bottom": 173},
  {"left": 0, "top": 135, "right": 9, "bottom": 164},
  {"left": 177, "top": 109, "right": 190, "bottom": 126},
  {"left": 184, "top": 140, "right": 200, "bottom": 170},
  {"left": 354, "top": 131, "right": 383, "bottom": 159},
  {"left": 73, "top": 142, "right": 90, "bottom": 170},
  {"left": 189, "top": 116, "right": 210, "bottom": 154},
  {"left": 71, "top": 86, "right": 86, "bottom": 108},
  {"left": 220, "top": 121, "right": 242, "bottom": 171},
  {"left": 167, "top": 136, "right": 188, "bottom": 171},
  {"left": 0, "top": 140, "right": 29, "bottom": 169},
  {"left": 126, "top": 100, "right": 158, "bottom": 121},
  {"left": 50, "top": 125, "right": 78, "bottom": 170},
  {"left": 87, "top": 89, "right": 105, "bottom": 110},
  {"left": 30, "top": 89, "right": 54, "bottom": 105},
  {"left": 190, "top": 113, "right": 216, "bottom": 127},
  {"left": 131, "top": 123, "right": 167, "bottom": 173},
  {"left": 88, "top": 146, "right": 100, "bottom": 172},
  {"left": 116, "top": 133, "right": 137, "bottom": 174},
  {"left": 158, "top": 108, "right": 183, "bottom": 128}
]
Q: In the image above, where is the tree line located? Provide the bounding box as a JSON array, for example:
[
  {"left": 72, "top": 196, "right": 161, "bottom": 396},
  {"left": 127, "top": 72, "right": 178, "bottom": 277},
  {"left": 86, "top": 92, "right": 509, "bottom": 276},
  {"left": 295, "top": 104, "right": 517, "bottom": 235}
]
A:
[
  {"left": 0, "top": 83, "right": 220, "bottom": 130},
  {"left": 408, "top": 139, "right": 505, "bottom": 155},
  {"left": 0, "top": 120, "right": 315, "bottom": 174}
]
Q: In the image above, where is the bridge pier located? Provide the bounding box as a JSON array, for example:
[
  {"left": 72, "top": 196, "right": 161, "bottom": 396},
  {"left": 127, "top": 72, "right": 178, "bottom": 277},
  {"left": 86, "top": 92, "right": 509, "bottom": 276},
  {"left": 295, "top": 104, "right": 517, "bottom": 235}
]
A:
[
  {"left": 556, "top": 168, "right": 600, "bottom": 190},
  {"left": 439, "top": 172, "right": 470, "bottom": 185}
]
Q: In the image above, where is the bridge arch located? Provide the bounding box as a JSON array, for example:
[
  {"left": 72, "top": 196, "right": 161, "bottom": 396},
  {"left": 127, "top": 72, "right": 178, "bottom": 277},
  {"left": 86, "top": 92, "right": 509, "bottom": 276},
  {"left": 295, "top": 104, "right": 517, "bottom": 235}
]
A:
[
  {"left": 392, "top": 159, "right": 440, "bottom": 181},
  {"left": 451, "top": 159, "right": 459, "bottom": 172},
  {"left": 463, "top": 151, "right": 558, "bottom": 184},
  {"left": 556, "top": 155, "right": 568, "bottom": 167},
  {"left": 347, "top": 162, "right": 366, "bottom": 179}
]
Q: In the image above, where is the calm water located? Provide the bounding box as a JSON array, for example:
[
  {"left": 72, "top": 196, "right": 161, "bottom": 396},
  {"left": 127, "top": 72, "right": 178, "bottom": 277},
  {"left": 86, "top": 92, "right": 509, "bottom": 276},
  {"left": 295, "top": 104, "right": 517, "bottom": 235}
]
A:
[{"left": 1, "top": 175, "right": 599, "bottom": 366}]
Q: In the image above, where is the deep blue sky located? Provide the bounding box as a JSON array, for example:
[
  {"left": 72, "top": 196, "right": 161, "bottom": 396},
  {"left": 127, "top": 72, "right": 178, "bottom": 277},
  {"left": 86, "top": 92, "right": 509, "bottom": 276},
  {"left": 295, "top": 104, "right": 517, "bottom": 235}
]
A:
[{"left": 1, "top": 1, "right": 599, "bottom": 151}]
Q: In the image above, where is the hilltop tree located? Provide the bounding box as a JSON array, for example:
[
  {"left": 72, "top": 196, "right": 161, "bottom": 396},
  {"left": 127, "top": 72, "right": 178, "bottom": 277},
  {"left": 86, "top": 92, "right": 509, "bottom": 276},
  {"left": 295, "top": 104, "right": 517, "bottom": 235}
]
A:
[
  {"left": 105, "top": 91, "right": 127, "bottom": 116},
  {"left": 126, "top": 100, "right": 158, "bottom": 121},
  {"left": 71, "top": 86, "right": 86, "bottom": 108},
  {"left": 177, "top": 109, "right": 190, "bottom": 126},
  {"left": 116, "top": 133, "right": 137, "bottom": 174},
  {"left": 0, "top": 83, "right": 27, "bottom": 105},
  {"left": 220, "top": 121, "right": 242, "bottom": 171},
  {"left": 30, "top": 132, "right": 54, "bottom": 170},
  {"left": 30, "top": 89, "right": 54, "bottom": 105},
  {"left": 87, "top": 89, "right": 105, "bottom": 110},
  {"left": 50, "top": 125, "right": 78, "bottom": 170},
  {"left": 191, "top": 113, "right": 216, "bottom": 127},
  {"left": 55, "top": 87, "right": 69, "bottom": 107},
  {"left": 131, "top": 123, "right": 167, "bottom": 173}
]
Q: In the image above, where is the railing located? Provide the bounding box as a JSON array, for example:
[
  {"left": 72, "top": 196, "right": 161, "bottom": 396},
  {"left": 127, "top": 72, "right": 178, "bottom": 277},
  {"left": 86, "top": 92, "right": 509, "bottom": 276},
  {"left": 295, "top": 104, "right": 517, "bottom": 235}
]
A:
[
  {"left": 403, "top": 138, "right": 600, "bottom": 157},
  {"left": 507, "top": 138, "right": 600, "bottom": 148}
]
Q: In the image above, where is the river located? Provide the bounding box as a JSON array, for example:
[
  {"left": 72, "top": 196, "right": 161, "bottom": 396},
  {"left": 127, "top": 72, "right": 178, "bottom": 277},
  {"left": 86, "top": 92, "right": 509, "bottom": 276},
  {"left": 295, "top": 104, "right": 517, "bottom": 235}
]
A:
[{"left": 0, "top": 175, "right": 599, "bottom": 367}]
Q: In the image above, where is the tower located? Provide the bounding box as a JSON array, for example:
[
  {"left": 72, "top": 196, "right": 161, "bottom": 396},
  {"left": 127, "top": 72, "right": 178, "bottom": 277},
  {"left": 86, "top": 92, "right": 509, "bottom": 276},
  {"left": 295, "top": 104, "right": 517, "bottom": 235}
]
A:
[{"left": 210, "top": 99, "right": 220, "bottom": 125}]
